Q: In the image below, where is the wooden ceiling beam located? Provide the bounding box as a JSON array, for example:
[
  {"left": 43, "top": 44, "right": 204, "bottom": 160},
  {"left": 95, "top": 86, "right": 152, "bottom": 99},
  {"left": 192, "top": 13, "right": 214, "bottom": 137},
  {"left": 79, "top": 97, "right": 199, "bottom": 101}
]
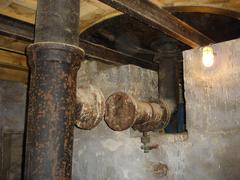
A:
[
  {"left": 80, "top": 40, "right": 158, "bottom": 70},
  {"left": 164, "top": 6, "right": 240, "bottom": 19},
  {"left": 0, "top": 50, "right": 27, "bottom": 70},
  {"left": 0, "top": 49, "right": 28, "bottom": 83},
  {"left": 98, "top": 0, "right": 215, "bottom": 47}
]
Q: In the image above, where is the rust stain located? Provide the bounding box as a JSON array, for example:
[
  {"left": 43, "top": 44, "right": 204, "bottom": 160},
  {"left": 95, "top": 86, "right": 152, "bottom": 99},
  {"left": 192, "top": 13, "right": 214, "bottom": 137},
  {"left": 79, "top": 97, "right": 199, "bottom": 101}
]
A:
[
  {"left": 75, "top": 85, "right": 105, "bottom": 130},
  {"left": 146, "top": 161, "right": 168, "bottom": 178},
  {"left": 105, "top": 92, "right": 171, "bottom": 132},
  {"left": 25, "top": 42, "right": 84, "bottom": 179}
]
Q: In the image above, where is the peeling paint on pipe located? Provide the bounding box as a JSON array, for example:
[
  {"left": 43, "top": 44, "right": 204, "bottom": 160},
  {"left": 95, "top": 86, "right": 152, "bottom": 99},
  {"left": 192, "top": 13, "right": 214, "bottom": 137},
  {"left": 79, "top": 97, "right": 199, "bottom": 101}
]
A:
[
  {"left": 75, "top": 85, "right": 105, "bottom": 130},
  {"left": 104, "top": 92, "right": 171, "bottom": 132}
]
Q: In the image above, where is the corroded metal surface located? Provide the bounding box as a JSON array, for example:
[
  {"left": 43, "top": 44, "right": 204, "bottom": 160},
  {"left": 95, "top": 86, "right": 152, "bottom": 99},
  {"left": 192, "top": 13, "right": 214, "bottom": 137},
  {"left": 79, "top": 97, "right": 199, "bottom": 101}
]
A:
[
  {"left": 146, "top": 161, "right": 168, "bottom": 178},
  {"left": 35, "top": 0, "right": 80, "bottom": 46},
  {"left": 25, "top": 42, "right": 84, "bottom": 180},
  {"left": 24, "top": 0, "right": 82, "bottom": 179},
  {"left": 133, "top": 100, "right": 171, "bottom": 132},
  {"left": 105, "top": 92, "right": 138, "bottom": 131},
  {"left": 105, "top": 92, "right": 171, "bottom": 132},
  {"left": 75, "top": 85, "right": 105, "bottom": 130}
]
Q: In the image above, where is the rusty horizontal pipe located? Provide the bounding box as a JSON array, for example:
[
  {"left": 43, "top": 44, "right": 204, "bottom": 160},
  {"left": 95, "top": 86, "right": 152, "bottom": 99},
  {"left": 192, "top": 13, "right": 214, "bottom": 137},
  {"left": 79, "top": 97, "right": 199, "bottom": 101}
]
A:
[
  {"left": 104, "top": 92, "right": 171, "bottom": 132},
  {"left": 75, "top": 85, "right": 105, "bottom": 130}
]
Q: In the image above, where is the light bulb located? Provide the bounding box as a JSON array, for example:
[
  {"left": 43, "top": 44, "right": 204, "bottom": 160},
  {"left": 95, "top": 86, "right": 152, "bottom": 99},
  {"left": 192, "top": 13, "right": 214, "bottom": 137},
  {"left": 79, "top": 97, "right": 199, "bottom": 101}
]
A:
[{"left": 202, "top": 46, "right": 214, "bottom": 67}]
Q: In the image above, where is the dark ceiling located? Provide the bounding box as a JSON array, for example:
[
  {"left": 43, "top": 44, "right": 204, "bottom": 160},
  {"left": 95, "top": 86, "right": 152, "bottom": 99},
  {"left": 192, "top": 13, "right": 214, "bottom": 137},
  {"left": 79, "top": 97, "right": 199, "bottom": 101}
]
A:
[{"left": 80, "top": 12, "right": 240, "bottom": 62}]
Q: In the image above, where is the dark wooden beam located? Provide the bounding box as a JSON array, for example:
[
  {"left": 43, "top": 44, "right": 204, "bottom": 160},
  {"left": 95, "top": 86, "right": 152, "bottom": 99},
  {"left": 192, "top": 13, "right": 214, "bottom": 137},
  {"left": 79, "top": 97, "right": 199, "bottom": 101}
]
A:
[
  {"left": 79, "top": 40, "right": 158, "bottom": 71},
  {"left": 98, "top": 0, "right": 215, "bottom": 47},
  {"left": 0, "top": 14, "right": 33, "bottom": 42},
  {"left": 164, "top": 6, "right": 240, "bottom": 20},
  {"left": 0, "top": 14, "right": 158, "bottom": 71},
  {"left": 0, "top": 49, "right": 28, "bottom": 83},
  {"left": 0, "top": 49, "right": 27, "bottom": 71}
]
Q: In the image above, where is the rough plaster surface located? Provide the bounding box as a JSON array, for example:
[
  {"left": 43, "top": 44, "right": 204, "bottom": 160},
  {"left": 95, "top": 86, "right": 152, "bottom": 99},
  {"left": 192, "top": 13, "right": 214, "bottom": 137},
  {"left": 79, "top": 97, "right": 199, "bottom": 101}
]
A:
[
  {"left": 0, "top": 81, "right": 27, "bottom": 131},
  {"left": 77, "top": 61, "right": 158, "bottom": 101},
  {"left": 0, "top": 80, "right": 26, "bottom": 179},
  {"left": 182, "top": 38, "right": 240, "bottom": 179},
  {"left": 75, "top": 61, "right": 172, "bottom": 180},
  {"left": 73, "top": 39, "right": 240, "bottom": 180}
]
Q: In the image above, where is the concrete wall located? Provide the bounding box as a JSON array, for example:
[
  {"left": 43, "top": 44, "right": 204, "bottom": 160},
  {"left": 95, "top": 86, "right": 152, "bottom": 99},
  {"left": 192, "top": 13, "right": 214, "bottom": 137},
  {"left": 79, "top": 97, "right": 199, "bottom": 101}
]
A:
[
  {"left": 73, "top": 39, "right": 240, "bottom": 180},
  {"left": 1, "top": 38, "right": 240, "bottom": 180},
  {"left": 182, "top": 38, "right": 240, "bottom": 180},
  {"left": 73, "top": 61, "right": 164, "bottom": 180},
  {"left": 0, "top": 81, "right": 26, "bottom": 180}
]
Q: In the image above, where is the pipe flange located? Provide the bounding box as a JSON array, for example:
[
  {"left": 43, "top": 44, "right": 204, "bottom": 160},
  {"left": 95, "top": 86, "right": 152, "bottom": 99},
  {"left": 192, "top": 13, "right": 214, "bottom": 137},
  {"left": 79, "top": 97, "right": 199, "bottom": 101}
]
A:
[
  {"left": 105, "top": 92, "right": 138, "bottom": 131},
  {"left": 75, "top": 85, "right": 105, "bottom": 130}
]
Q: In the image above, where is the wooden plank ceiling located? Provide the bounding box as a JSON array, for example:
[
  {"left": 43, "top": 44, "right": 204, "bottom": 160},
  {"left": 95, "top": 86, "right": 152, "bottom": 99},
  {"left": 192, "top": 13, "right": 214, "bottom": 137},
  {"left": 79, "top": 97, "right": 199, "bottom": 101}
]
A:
[{"left": 0, "top": 0, "right": 239, "bottom": 31}]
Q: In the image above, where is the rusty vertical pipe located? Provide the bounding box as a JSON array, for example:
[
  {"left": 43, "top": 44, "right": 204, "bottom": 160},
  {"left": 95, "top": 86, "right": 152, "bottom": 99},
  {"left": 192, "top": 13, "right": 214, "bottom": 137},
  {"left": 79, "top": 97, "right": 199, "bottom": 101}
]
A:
[
  {"left": 35, "top": 0, "right": 80, "bottom": 45},
  {"left": 24, "top": 0, "right": 84, "bottom": 179},
  {"left": 151, "top": 38, "right": 184, "bottom": 132},
  {"left": 151, "top": 38, "right": 182, "bottom": 113}
]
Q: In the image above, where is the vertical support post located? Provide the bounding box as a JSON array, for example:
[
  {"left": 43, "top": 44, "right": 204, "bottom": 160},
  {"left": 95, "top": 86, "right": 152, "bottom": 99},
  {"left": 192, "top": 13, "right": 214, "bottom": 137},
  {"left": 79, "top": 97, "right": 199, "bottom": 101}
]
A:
[{"left": 24, "top": 0, "right": 84, "bottom": 179}]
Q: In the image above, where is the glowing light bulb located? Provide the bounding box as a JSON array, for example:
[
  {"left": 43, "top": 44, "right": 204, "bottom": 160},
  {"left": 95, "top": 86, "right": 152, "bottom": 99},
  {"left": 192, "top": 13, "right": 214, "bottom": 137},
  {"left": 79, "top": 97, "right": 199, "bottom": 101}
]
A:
[{"left": 202, "top": 46, "right": 214, "bottom": 67}]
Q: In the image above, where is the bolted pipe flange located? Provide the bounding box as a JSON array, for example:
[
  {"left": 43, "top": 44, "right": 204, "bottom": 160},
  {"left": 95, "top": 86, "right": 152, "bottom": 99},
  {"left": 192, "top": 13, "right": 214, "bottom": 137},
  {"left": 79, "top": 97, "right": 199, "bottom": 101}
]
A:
[
  {"left": 27, "top": 42, "right": 85, "bottom": 76},
  {"left": 105, "top": 92, "right": 138, "bottom": 131},
  {"left": 133, "top": 99, "right": 171, "bottom": 132},
  {"left": 75, "top": 85, "right": 105, "bottom": 130},
  {"left": 104, "top": 92, "right": 171, "bottom": 132},
  {"left": 27, "top": 42, "right": 85, "bottom": 64}
]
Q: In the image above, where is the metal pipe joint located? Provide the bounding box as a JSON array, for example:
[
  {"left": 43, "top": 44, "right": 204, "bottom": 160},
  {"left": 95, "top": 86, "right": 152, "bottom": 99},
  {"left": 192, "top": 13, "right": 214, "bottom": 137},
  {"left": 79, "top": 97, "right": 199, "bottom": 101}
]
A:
[
  {"left": 75, "top": 85, "right": 105, "bottom": 130},
  {"left": 104, "top": 92, "right": 171, "bottom": 132},
  {"left": 75, "top": 91, "right": 171, "bottom": 132}
]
